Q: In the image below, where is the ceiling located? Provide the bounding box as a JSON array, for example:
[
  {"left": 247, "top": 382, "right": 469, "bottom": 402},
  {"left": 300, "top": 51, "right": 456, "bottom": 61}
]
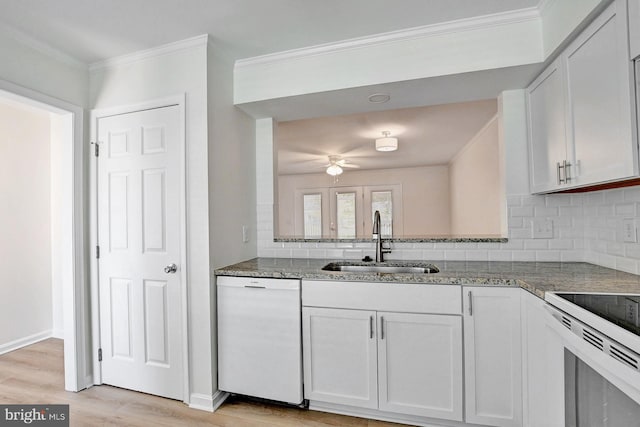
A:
[
  {"left": 277, "top": 99, "right": 498, "bottom": 175},
  {"left": 0, "top": 0, "right": 540, "bottom": 64}
]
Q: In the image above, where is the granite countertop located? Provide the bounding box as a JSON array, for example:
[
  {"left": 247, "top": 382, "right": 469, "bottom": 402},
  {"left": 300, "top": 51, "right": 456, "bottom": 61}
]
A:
[{"left": 214, "top": 258, "right": 640, "bottom": 299}]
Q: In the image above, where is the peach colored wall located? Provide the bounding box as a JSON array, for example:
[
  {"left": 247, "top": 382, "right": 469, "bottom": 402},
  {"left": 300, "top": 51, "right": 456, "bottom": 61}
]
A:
[
  {"left": 278, "top": 165, "right": 451, "bottom": 237},
  {"left": 449, "top": 116, "right": 503, "bottom": 236}
]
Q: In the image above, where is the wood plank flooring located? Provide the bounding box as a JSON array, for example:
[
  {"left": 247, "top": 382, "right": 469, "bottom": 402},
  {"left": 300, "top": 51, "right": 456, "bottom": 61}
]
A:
[{"left": 0, "top": 339, "right": 400, "bottom": 426}]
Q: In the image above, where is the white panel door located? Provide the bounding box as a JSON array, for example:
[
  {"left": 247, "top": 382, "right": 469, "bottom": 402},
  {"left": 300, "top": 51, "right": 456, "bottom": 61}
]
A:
[
  {"left": 464, "top": 287, "right": 522, "bottom": 427},
  {"left": 302, "top": 307, "right": 378, "bottom": 409},
  {"left": 565, "top": 0, "right": 636, "bottom": 186},
  {"left": 97, "top": 105, "right": 183, "bottom": 400},
  {"left": 378, "top": 312, "right": 463, "bottom": 421}
]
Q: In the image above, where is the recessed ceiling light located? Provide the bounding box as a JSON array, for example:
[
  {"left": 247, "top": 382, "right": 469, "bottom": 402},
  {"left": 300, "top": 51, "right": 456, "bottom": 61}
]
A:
[{"left": 368, "top": 93, "right": 390, "bottom": 104}]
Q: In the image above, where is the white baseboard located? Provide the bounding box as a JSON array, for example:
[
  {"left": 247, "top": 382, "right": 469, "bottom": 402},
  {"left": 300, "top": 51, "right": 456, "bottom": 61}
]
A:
[
  {"left": 0, "top": 330, "right": 53, "bottom": 355},
  {"left": 211, "top": 390, "right": 230, "bottom": 412},
  {"left": 189, "top": 393, "right": 215, "bottom": 412}
]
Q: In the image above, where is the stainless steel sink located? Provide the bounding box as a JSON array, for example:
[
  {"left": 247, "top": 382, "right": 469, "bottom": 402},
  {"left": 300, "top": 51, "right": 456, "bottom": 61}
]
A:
[{"left": 322, "top": 261, "right": 439, "bottom": 274}]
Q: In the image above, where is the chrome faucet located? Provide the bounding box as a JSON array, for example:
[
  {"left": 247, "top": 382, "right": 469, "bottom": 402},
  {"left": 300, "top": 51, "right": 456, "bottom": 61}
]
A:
[{"left": 372, "top": 210, "right": 391, "bottom": 262}]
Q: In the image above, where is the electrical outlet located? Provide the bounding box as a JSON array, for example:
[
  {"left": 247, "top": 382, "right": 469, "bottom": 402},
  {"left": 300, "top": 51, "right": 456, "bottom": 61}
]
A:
[
  {"left": 242, "top": 225, "right": 249, "bottom": 243},
  {"left": 623, "top": 219, "right": 637, "bottom": 243},
  {"left": 625, "top": 298, "right": 639, "bottom": 326},
  {"left": 532, "top": 218, "right": 553, "bottom": 239}
]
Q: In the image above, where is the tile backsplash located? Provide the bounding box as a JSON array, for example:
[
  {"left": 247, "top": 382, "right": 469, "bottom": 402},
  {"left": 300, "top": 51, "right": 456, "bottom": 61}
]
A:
[{"left": 258, "top": 186, "right": 640, "bottom": 275}]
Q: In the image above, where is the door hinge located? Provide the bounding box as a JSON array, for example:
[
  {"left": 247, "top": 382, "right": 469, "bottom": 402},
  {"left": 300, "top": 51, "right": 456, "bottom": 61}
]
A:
[
  {"left": 96, "top": 245, "right": 100, "bottom": 259},
  {"left": 91, "top": 141, "right": 100, "bottom": 157},
  {"left": 98, "top": 348, "right": 102, "bottom": 362}
]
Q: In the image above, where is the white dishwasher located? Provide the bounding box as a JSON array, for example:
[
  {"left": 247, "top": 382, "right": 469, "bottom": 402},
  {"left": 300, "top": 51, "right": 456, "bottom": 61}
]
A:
[{"left": 217, "top": 276, "right": 303, "bottom": 404}]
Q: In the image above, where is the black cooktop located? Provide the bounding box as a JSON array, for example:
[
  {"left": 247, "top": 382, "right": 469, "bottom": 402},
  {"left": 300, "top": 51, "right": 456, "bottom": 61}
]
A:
[{"left": 558, "top": 293, "right": 640, "bottom": 336}]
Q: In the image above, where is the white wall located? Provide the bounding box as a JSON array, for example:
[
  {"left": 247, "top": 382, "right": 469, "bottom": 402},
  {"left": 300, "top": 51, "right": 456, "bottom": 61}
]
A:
[
  {"left": 0, "top": 102, "right": 53, "bottom": 350},
  {"left": 449, "top": 116, "right": 502, "bottom": 236},
  {"left": 278, "top": 166, "right": 451, "bottom": 236},
  {"left": 90, "top": 38, "right": 214, "bottom": 408},
  {"left": 234, "top": 15, "right": 542, "bottom": 104},
  {"left": 0, "top": 30, "right": 88, "bottom": 107},
  {"left": 207, "top": 45, "right": 257, "bottom": 269},
  {"left": 206, "top": 43, "right": 257, "bottom": 398},
  {"left": 50, "top": 113, "right": 72, "bottom": 338}
]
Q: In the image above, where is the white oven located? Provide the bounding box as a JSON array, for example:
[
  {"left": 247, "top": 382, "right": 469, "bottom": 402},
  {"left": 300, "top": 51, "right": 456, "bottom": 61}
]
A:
[{"left": 545, "top": 293, "right": 640, "bottom": 426}]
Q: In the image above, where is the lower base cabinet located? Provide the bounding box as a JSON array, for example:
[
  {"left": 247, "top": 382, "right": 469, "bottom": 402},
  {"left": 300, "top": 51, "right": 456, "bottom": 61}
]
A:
[
  {"left": 303, "top": 307, "right": 463, "bottom": 421},
  {"left": 463, "top": 287, "right": 522, "bottom": 427}
]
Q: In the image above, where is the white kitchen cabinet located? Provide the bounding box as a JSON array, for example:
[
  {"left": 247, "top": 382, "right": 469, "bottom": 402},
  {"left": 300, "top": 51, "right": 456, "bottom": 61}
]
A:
[
  {"left": 630, "top": 0, "right": 640, "bottom": 59},
  {"left": 303, "top": 307, "right": 464, "bottom": 420},
  {"left": 521, "top": 290, "right": 564, "bottom": 427},
  {"left": 302, "top": 307, "right": 378, "bottom": 409},
  {"left": 302, "top": 280, "right": 464, "bottom": 423},
  {"left": 527, "top": 58, "right": 568, "bottom": 193},
  {"left": 527, "top": 0, "right": 637, "bottom": 193},
  {"left": 463, "top": 287, "right": 522, "bottom": 427},
  {"left": 378, "top": 312, "right": 463, "bottom": 420}
]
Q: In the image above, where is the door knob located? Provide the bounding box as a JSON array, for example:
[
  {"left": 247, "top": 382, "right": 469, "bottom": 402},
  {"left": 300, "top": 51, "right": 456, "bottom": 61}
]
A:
[{"left": 164, "top": 263, "right": 178, "bottom": 274}]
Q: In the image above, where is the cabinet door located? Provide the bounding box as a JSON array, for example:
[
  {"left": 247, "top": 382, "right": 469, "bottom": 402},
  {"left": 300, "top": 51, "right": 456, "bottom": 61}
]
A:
[
  {"left": 302, "top": 307, "right": 378, "bottom": 408},
  {"left": 378, "top": 312, "right": 463, "bottom": 421},
  {"left": 565, "top": 0, "right": 637, "bottom": 186},
  {"left": 464, "top": 287, "right": 522, "bottom": 427},
  {"left": 527, "top": 58, "right": 568, "bottom": 193},
  {"left": 521, "top": 290, "right": 565, "bottom": 427}
]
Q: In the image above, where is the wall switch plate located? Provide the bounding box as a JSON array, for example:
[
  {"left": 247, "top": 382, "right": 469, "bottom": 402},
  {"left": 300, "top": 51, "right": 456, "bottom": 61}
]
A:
[
  {"left": 623, "top": 219, "right": 637, "bottom": 243},
  {"left": 242, "top": 225, "right": 250, "bottom": 243},
  {"left": 532, "top": 218, "right": 553, "bottom": 239}
]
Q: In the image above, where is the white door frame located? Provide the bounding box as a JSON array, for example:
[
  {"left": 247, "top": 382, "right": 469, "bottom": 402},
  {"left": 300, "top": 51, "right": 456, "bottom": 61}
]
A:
[
  {"left": 90, "top": 95, "right": 190, "bottom": 403},
  {"left": 0, "top": 79, "right": 86, "bottom": 392}
]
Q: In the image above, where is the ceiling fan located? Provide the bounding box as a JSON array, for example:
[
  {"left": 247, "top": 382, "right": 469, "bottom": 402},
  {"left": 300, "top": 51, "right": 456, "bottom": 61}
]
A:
[{"left": 324, "top": 155, "right": 360, "bottom": 176}]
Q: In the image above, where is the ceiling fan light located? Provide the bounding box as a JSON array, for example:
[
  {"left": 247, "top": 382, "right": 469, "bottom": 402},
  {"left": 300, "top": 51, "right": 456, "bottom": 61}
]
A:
[
  {"left": 326, "top": 164, "right": 343, "bottom": 176},
  {"left": 375, "top": 131, "right": 398, "bottom": 152}
]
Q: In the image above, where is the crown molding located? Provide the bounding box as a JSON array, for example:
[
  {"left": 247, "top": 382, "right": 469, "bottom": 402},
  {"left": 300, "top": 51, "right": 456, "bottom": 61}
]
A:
[
  {"left": 0, "top": 24, "right": 87, "bottom": 70},
  {"left": 89, "top": 34, "right": 209, "bottom": 71},
  {"left": 235, "top": 7, "right": 540, "bottom": 69}
]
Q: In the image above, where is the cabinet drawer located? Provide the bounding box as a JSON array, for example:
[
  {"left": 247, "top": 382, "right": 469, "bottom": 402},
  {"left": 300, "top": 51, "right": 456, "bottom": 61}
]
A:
[{"left": 302, "top": 280, "right": 461, "bottom": 314}]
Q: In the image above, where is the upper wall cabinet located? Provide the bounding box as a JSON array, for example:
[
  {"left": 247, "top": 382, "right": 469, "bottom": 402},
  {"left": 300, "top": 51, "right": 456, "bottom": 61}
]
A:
[
  {"left": 527, "top": 0, "right": 637, "bottom": 193},
  {"left": 630, "top": 0, "right": 640, "bottom": 59}
]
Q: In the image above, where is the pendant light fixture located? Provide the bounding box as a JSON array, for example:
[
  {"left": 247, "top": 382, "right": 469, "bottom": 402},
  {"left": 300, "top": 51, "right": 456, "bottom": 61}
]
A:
[{"left": 375, "top": 131, "right": 398, "bottom": 152}]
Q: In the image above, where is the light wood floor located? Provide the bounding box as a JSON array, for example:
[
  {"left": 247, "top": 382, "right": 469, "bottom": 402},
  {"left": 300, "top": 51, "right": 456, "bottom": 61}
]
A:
[{"left": 0, "top": 339, "right": 401, "bottom": 426}]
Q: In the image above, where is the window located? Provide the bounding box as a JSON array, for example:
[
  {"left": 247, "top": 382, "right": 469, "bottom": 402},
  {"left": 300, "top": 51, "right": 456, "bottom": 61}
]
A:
[
  {"left": 371, "top": 190, "right": 393, "bottom": 237},
  {"left": 302, "top": 194, "right": 322, "bottom": 238},
  {"left": 336, "top": 192, "right": 356, "bottom": 239}
]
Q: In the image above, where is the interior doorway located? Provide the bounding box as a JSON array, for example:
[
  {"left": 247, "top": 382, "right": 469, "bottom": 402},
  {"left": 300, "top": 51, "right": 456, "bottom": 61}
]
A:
[{"left": 0, "top": 80, "right": 86, "bottom": 392}]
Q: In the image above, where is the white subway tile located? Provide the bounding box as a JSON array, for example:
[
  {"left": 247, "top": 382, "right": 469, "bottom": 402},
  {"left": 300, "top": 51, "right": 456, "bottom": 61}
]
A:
[
  {"left": 534, "top": 207, "right": 559, "bottom": 217},
  {"left": 422, "top": 250, "right": 445, "bottom": 260},
  {"left": 624, "top": 187, "right": 640, "bottom": 202},
  {"left": 444, "top": 250, "right": 467, "bottom": 261},
  {"left": 549, "top": 240, "right": 574, "bottom": 250},
  {"left": 466, "top": 250, "right": 489, "bottom": 261},
  {"left": 489, "top": 251, "right": 513, "bottom": 261},
  {"left": 615, "top": 203, "right": 636, "bottom": 216},
  {"left": 525, "top": 240, "right": 549, "bottom": 250},
  {"left": 536, "top": 251, "right": 560, "bottom": 262},
  {"left": 546, "top": 194, "right": 572, "bottom": 207},
  {"left": 560, "top": 251, "right": 584, "bottom": 262},
  {"left": 513, "top": 251, "right": 536, "bottom": 261},
  {"left": 604, "top": 189, "right": 625, "bottom": 204},
  {"left": 510, "top": 206, "right": 535, "bottom": 217},
  {"left": 615, "top": 257, "right": 638, "bottom": 274}
]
